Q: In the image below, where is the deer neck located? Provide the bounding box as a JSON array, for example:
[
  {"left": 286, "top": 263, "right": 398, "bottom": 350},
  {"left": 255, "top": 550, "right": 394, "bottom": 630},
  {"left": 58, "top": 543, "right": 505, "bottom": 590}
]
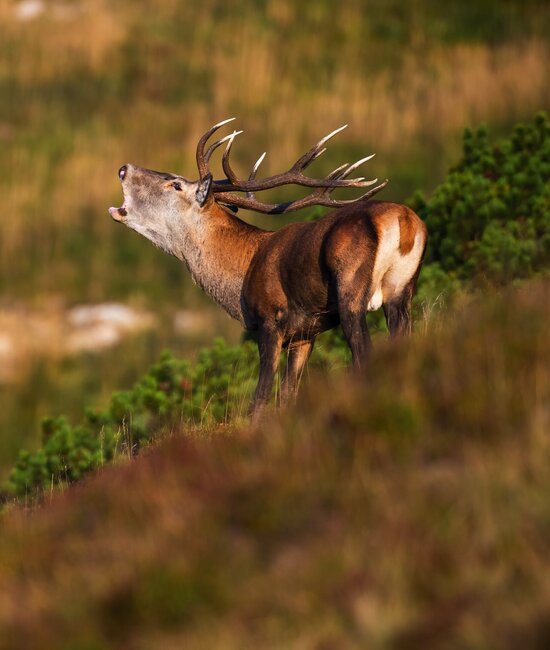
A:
[{"left": 167, "top": 202, "right": 269, "bottom": 324}]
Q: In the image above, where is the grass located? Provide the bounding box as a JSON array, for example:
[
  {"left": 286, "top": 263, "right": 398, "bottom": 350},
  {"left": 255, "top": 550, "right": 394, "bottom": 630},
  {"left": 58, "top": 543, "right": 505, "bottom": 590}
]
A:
[
  {"left": 0, "top": 0, "right": 549, "bottom": 303},
  {"left": 1, "top": 0, "right": 548, "bottom": 481},
  {"left": 0, "top": 3, "right": 548, "bottom": 644},
  {"left": 0, "top": 304, "right": 243, "bottom": 480},
  {"left": 0, "top": 279, "right": 548, "bottom": 649}
]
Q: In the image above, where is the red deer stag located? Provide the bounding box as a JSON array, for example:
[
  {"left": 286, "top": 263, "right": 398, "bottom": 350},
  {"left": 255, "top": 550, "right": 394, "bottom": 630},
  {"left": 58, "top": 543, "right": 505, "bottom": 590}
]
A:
[{"left": 109, "top": 119, "right": 427, "bottom": 414}]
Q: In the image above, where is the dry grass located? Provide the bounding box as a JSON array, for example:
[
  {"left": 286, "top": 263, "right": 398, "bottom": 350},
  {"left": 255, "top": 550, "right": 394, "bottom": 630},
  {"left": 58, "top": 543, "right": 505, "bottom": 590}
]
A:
[
  {"left": 0, "top": 280, "right": 548, "bottom": 649},
  {"left": 0, "top": 1, "right": 549, "bottom": 297}
]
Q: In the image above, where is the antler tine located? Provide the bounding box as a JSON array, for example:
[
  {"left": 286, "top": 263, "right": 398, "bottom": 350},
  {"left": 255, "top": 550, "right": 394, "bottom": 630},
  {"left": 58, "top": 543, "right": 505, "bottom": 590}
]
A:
[
  {"left": 343, "top": 176, "right": 379, "bottom": 187},
  {"left": 339, "top": 153, "right": 377, "bottom": 179},
  {"left": 326, "top": 162, "right": 350, "bottom": 180},
  {"left": 322, "top": 156, "right": 377, "bottom": 186},
  {"left": 309, "top": 162, "right": 357, "bottom": 202},
  {"left": 204, "top": 130, "right": 244, "bottom": 165},
  {"left": 311, "top": 147, "right": 327, "bottom": 162},
  {"left": 249, "top": 152, "right": 267, "bottom": 181},
  {"left": 221, "top": 130, "right": 243, "bottom": 184},
  {"left": 310, "top": 163, "right": 351, "bottom": 203},
  {"left": 246, "top": 152, "right": 266, "bottom": 199},
  {"left": 291, "top": 125, "right": 348, "bottom": 172},
  {"left": 316, "top": 124, "right": 348, "bottom": 148},
  {"left": 196, "top": 117, "right": 236, "bottom": 179},
  {"left": 284, "top": 162, "right": 351, "bottom": 208}
]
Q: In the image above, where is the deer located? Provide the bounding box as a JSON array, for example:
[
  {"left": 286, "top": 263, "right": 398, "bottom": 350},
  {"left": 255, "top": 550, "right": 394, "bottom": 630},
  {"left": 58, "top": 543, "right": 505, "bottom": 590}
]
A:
[{"left": 109, "top": 119, "right": 427, "bottom": 415}]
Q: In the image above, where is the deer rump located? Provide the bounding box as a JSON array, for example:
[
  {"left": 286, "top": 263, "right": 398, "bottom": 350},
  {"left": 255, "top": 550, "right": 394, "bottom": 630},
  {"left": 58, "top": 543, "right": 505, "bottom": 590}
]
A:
[{"left": 242, "top": 200, "right": 426, "bottom": 343}]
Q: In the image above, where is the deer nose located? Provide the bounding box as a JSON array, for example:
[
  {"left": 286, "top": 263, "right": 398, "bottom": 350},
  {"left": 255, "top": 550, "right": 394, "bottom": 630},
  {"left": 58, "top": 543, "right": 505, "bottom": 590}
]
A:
[{"left": 118, "top": 165, "right": 128, "bottom": 181}]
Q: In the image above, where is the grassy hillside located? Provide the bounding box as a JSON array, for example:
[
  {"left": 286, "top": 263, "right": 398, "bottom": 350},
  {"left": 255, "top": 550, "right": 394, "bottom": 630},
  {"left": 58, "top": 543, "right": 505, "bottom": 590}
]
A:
[
  {"left": 0, "top": 7, "right": 549, "bottom": 645},
  {"left": 3, "top": 110, "right": 547, "bottom": 493},
  {"left": 1, "top": 0, "right": 548, "bottom": 485},
  {"left": 0, "top": 280, "right": 548, "bottom": 649},
  {"left": 1, "top": 0, "right": 549, "bottom": 303}
]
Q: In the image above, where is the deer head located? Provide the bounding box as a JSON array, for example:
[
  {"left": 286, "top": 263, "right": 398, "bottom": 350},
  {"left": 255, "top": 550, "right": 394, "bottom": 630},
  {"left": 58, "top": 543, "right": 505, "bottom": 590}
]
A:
[{"left": 108, "top": 164, "right": 216, "bottom": 254}]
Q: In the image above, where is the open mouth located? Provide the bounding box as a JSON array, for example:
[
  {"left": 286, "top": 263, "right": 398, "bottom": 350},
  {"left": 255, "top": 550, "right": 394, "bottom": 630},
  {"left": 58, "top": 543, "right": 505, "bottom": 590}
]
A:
[
  {"left": 109, "top": 165, "right": 130, "bottom": 221},
  {"left": 108, "top": 205, "right": 127, "bottom": 222}
]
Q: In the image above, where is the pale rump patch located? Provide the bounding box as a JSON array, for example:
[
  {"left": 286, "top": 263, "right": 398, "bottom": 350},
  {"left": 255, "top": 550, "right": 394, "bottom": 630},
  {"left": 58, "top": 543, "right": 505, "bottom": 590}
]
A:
[
  {"left": 368, "top": 217, "right": 425, "bottom": 308},
  {"left": 382, "top": 232, "right": 424, "bottom": 301}
]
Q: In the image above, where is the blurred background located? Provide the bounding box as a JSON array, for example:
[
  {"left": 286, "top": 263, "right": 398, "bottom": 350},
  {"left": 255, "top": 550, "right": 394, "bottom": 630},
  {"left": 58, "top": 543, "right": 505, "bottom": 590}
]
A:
[{"left": 1, "top": 0, "right": 549, "bottom": 474}]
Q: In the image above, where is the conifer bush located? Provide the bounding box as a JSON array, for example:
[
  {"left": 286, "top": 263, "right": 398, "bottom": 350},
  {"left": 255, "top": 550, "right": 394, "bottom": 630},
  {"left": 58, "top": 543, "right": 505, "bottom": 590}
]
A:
[
  {"left": 6, "top": 342, "right": 258, "bottom": 497},
  {"left": 411, "top": 112, "right": 550, "bottom": 285}
]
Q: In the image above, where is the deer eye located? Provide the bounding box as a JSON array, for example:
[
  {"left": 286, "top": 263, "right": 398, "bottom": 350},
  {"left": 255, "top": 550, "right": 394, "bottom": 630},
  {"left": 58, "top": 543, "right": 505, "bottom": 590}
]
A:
[{"left": 172, "top": 182, "right": 182, "bottom": 191}]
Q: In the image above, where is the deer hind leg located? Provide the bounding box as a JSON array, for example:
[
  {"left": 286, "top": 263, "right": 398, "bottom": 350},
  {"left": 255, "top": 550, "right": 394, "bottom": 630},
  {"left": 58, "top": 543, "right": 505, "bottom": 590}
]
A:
[
  {"left": 382, "top": 232, "right": 426, "bottom": 338},
  {"left": 333, "top": 264, "right": 374, "bottom": 369},
  {"left": 280, "top": 339, "right": 315, "bottom": 406},
  {"left": 337, "top": 288, "right": 372, "bottom": 370},
  {"left": 383, "top": 280, "right": 415, "bottom": 338},
  {"left": 341, "top": 309, "right": 372, "bottom": 369},
  {"left": 250, "top": 327, "right": 283, "bottom": 417}
]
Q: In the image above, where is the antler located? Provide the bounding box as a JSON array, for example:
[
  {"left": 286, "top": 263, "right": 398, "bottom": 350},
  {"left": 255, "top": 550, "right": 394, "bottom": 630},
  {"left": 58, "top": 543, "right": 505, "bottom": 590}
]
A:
[
  {"left": 195, "top": 121, "right": 388, "bottom": 214},
  {"left": 196, "top": 117, "right": 241, "bottom": 179}
]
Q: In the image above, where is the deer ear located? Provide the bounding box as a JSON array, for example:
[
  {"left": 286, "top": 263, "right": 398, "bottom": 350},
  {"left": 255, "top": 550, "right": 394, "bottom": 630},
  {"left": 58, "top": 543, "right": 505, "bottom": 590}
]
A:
[{"left": 195, "top": 173, "right": 213, "bottom": 207}]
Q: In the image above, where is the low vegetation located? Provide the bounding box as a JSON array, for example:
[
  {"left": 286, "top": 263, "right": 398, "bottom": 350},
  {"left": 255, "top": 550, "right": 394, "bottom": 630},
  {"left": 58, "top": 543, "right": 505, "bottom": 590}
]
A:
[
  {"left": 413, "top": 110, "right": 550, "bottom": 285},
  {"left": 0, "top": 1, "right": 548, "bottom": 647},
  {"left": 4, "top": 340, "right": 258, "bottom": 498},
  {"left": 0, "top": 279, "right": 548, "bottom": 649},
  {"left": 1, "top": 0, "right": 549, "bottom": 303},
  {"left": 2, "top": 0, "right": 548, "bottom": 476},
  {"left": 0, "top": 44, "right": 548, "bottom": 638}
]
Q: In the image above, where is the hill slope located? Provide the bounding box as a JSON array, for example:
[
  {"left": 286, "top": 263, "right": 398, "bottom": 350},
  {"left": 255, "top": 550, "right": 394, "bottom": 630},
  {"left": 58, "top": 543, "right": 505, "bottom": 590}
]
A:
[{"left": 0, "top": 280, "right": 548, "bottom": 649}]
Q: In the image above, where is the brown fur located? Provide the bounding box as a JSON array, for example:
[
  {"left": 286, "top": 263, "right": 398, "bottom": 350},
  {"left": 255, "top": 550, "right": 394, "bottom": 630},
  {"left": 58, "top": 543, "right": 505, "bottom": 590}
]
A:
[
  {"left": 239, "top": 201, "right": 426, "bottom": 412},
  {"left": 112, "top": 165, "right": 427, "bottom": 416},
  {"left": 398, "top": 206, "right": 420, "bottom": 255}
]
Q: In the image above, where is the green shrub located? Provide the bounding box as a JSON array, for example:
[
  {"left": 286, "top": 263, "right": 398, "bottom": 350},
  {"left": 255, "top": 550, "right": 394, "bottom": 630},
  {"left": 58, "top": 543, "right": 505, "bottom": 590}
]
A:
[
  {"left": 6, "top": 341, "right": 258, "bottom": 498},
  {"left": 411, "top": 112, "right": 550, "bottom": 284}
]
